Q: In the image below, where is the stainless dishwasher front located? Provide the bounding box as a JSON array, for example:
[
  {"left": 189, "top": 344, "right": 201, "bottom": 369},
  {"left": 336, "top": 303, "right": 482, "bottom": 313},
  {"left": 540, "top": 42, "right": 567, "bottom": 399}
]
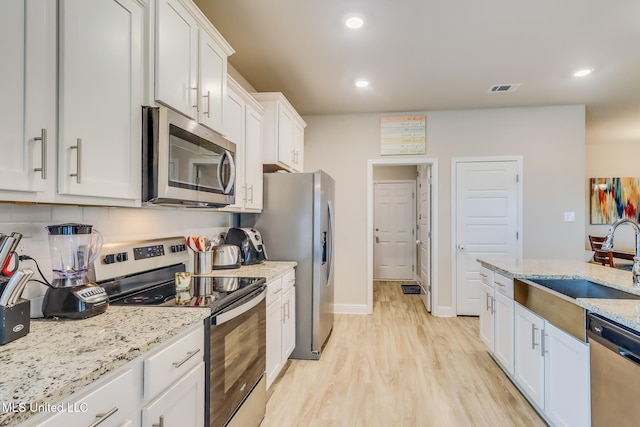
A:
[{"left": 587, "top": 313, "right": 640, "bottom": 427}]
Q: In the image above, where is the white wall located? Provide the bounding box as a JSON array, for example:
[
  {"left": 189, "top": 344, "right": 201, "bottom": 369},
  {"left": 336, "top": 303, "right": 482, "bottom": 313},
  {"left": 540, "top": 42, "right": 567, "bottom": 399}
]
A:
[
  {"left": 303, "top": 105, "right": 586, "bottom": 313},
  {"left": 0, "top": 203, "right": 232, "bottom": 310}
]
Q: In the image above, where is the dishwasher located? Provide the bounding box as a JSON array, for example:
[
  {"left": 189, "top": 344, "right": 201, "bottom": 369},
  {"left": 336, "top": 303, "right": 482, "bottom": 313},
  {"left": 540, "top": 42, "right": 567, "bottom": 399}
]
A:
[{"left": 587, "top": 313, "right": 640, "bottom": 427}]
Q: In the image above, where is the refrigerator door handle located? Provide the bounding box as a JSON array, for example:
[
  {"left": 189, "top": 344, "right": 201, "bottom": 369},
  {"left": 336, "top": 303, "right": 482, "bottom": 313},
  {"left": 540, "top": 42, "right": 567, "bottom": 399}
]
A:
[{"left": 327, "top": 200, "right": 335, "bottom": 285}]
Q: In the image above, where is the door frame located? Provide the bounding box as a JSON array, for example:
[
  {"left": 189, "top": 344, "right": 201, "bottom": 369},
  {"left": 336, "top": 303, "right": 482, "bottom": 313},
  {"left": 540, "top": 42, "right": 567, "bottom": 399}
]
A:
[
  {"left": 373, "top": 180, "right": 417, "bottom": 280},
  {"left": 367, "top": 158, "right": 439, "bottom": 315},
  {"left": 451, "top": 156, "right": 523, "bottom": 315}
]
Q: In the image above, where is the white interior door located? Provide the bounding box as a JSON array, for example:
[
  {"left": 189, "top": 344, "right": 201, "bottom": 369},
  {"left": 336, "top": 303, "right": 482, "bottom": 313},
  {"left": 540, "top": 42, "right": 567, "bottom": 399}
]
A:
[
  {"left": 455, "top": 160, "right": 519, "bottom": 315},
  {"left": 418, "top": 165, "right": 432, "bottom": 311},
  {"left": 374, "top": 181, "right": 415, "bottom": 280}
]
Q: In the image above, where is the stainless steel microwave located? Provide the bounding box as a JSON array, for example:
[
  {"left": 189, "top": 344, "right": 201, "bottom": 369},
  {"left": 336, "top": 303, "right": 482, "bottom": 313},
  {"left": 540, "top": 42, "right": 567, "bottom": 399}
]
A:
[{"left": 142, "top": 106, "right": 236, "bottom": 207}]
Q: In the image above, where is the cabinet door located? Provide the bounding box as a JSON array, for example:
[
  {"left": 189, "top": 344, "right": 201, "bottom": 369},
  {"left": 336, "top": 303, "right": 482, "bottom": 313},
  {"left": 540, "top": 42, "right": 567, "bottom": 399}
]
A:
[
  {"left": 244, "top": 104, "right": 263, "bottom": 210},
  {"left": 199, "top": 30, "right": 227, "bottom": 133},
  {"left": 479, "top": 282, "right": 494, "bottom": 351},
  {"left": 276, "top": 103, "right": 294, "bottom": 169},
  {"left": 0, "top": 0, "right": 56, "bottom": 195},
  {"left": 156, "top": 0, "right": 198, "bottom": 118},
  {"left": 291, "top": 120, "right": 304, "bottom": 172},
  {"left": 58, "top": 0, "right": 142, "bottom": 200},
  {"left": 494, "top": 291, "right": 514, "bottom": 375},
  {"left": 222, "top": 86, "right": 245, "bottom": 210},
  {"left": 544, "top": 322, "right": 590, "bottom": 427},
  {"left": 266, "top": 299, "right": 283, "bottom": 390},
  {"left": 281, "top": 286, "right": 296, "bottom": 363},
  {"left": 142, "top": 363, "right": 205, "bottom": 427},
  {"left": 514, "top": 304, "right": 545, "bottom": 409}
]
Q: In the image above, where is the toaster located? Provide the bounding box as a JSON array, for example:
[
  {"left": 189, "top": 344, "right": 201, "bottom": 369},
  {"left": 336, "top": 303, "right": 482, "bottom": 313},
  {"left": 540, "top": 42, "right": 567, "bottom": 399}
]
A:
[{"left": 225, "top": 228, "right": 268, "bottom": 265}]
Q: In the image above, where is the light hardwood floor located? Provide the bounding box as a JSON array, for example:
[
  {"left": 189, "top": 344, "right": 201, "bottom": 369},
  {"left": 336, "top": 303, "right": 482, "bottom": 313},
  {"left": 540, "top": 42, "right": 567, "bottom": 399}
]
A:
[{"left": 262, "top": 281, "right": 546, "bottom": 427}]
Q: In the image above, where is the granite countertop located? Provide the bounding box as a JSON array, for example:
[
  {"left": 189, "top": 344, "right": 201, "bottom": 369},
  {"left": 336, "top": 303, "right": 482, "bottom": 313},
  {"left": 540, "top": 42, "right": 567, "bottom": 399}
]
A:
[
  {"left": 0, "top": 306, "right": 210, "bottom": 426},
  {"left": 204, "top": 260, "right": 297, "bottom": 281},
  {"left": 478, "top": 258, "right": 640, "bottom": 331}
]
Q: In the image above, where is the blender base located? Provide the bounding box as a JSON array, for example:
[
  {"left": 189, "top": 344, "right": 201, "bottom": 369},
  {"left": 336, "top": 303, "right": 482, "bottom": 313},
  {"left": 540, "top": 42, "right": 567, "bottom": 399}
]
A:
[{"left": 42, "top": 284, "right": 109, "bottom": 319}]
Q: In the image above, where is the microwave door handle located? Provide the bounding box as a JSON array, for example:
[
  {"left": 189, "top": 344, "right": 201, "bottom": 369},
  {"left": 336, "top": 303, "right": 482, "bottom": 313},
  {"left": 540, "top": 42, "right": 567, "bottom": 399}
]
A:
[{"left": 217, "top": 150, "right": 236, "bottom": 195}]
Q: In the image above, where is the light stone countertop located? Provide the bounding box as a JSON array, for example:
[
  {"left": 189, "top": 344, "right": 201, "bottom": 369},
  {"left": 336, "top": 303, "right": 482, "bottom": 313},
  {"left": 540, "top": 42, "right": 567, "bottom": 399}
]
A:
[
  {"left": 202, "top": 260, "right": 297, "bottom": 281},
  {"left": 0, "top": 306, "right": 210, "bottom": 426},
  {"left": 477, "top": 258, "right": 640, "bottom": 331}
]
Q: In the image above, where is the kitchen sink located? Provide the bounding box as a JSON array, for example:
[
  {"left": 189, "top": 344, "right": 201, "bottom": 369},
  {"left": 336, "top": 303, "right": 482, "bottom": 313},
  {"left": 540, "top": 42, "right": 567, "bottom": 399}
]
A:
[{"left": 528, "top": 278, "right": 640, "bottom": 300}]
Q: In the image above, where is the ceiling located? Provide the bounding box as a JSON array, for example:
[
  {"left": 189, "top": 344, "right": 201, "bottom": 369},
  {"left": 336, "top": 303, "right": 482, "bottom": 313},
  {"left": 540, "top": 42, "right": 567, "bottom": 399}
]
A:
[{"left": 194, "top": 0, "right": 640, "bottom": 144}]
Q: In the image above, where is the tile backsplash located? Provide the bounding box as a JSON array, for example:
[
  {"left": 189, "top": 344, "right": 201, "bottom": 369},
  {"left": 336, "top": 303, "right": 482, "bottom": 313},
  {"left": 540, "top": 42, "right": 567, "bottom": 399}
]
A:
[{"left": 0, "top": 203, "right": 233, "bottom": 314}]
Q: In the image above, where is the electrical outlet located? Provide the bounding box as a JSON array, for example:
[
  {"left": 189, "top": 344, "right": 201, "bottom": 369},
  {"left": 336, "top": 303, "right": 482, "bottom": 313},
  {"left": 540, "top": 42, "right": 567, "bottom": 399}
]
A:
[{"left": 15, "top": 242, "right": 26, "bottom": 255}]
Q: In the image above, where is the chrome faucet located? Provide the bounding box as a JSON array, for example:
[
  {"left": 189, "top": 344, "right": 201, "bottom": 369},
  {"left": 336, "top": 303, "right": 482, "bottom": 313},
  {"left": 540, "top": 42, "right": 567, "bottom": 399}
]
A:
[{"left": 601, "top": 217, "right": 640, "bottom": 286}]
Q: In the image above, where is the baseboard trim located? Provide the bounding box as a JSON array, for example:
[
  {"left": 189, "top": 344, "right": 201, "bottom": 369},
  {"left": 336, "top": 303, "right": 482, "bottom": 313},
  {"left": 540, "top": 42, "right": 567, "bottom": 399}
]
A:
[{"left": 333, "top": 303, "right": 369, "bottom": 315}]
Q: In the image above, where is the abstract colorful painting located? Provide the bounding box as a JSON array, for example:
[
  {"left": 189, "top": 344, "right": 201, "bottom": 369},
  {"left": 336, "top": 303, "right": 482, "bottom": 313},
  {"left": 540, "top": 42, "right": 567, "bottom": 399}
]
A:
[{"left": 590, "top": 177, "right": 640, "bottom": 224}]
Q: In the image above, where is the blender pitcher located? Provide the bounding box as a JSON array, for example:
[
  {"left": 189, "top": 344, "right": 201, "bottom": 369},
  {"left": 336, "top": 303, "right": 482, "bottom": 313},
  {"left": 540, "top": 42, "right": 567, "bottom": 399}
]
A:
[{"left": 47, "top": 223, "right": 103, "bottom": 288}]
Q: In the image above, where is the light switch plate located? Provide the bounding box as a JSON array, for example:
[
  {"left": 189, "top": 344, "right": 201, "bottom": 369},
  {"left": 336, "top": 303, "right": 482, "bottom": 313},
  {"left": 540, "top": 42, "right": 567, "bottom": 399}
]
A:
[{"left": 564, "top": 211, "right": 576, "bottom": 222}]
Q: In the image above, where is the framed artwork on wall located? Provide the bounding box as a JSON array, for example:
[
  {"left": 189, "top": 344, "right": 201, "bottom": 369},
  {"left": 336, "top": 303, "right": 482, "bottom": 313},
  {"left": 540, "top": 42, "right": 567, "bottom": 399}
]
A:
[{"left": 590, "top": 177, "right": 640, "bottom": 224}]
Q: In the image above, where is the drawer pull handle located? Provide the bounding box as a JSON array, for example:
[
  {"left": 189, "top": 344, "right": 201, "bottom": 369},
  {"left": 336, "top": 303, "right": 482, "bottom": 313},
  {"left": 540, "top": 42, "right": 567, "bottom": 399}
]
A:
[
  {"left": 172, "top": 348, "right": 200, "bottom": 368},
  {"left": 88, "top": 407, "right": 118, "bottom": 427},
  {"left": 152, "top": 415, "right": 165, "bottom": 427},
  {"left": 496, "top": 282, "right": 505, "bottom": 287},
  {"left": 272, "top": 288, "right": 282, "bottom": 294},
  {"left": 479, "top": 273, "right": 487, "bottom": 278}
]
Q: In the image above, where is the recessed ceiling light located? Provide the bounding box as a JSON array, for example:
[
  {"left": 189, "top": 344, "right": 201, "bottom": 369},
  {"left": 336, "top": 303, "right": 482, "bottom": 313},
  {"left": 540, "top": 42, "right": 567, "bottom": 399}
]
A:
[
  {"left": 574, "top": 68, "right": 593, "bottom": 77},
  {"left": 345, "top": 16, "right": 364, "bottom": 29},
  {"left": 355, "top": 79, "right": 369, "bottom": 88}
]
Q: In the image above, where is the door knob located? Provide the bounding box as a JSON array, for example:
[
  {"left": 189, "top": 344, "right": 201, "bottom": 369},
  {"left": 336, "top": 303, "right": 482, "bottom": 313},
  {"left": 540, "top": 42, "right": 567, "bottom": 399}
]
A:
[{"left": 457, "top": 244, "right": 465, "bottom": 251}]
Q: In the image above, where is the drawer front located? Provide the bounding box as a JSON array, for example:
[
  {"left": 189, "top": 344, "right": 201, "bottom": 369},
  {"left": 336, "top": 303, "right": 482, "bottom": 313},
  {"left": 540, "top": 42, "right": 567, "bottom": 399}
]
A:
[
  {"left": 479, "top": 265, "right": 494, "bottom": 287},
  {"left": 266, "top": 276, "right": 283, "bottom": 307},
  {"left": 144, "top": 324, "right": 204, "bottom": 400},
  {"left": 35, "top": 367, "right": 139, "bottom": 427},
  {"left": 494, "top": 272, "right": 514, "bottom": 298},
  {"left": 282, "top": 269, "right": 295, "bottom": 292}
]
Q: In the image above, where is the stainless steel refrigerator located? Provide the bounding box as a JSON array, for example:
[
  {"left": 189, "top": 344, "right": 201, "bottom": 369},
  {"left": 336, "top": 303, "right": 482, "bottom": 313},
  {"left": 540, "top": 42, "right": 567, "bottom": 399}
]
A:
[{"left": 247, "top": 170, "right": 335, "bottom": 360}]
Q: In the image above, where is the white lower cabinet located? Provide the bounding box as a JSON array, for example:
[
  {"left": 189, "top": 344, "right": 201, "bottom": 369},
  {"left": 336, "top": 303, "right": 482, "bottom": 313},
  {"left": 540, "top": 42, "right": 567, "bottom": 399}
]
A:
[
  {"left": 142, "top": 363, "right": 205, "bottom": 427},
  {"left": 514, "top": 303, "right": 590, "bottom": 427},
  {"left": 265, "top": 268, "right": 296, "bottom": 389},
  {"left": 24, "top": 323, "right": 205, "bottom": 427},
  {"left": 478, "top": 267, "right": 514, "bottom": 375}
]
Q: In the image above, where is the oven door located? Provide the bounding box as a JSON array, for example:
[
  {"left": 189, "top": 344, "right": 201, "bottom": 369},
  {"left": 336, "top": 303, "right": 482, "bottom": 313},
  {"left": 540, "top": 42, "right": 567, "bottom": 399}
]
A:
[{"left": 207, "top": 288, "right": 266, "bottom": 427}]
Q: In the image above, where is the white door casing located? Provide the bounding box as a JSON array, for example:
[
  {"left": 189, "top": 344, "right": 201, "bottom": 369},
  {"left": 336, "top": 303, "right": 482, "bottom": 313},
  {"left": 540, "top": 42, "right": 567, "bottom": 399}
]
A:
[
  {"left": 374, "top": 181, "right": 415, "bottom": 280},
  {"left": 418, "top": 165, "right": 432, "bottom": 311},
  {"left": 454, "top": 158, "right": 521, "bottom": 315}
]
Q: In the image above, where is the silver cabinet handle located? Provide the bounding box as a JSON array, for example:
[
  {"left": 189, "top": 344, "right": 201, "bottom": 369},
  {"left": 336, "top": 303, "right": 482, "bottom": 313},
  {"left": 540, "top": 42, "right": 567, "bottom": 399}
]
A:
[
  {"left": 88, "top": 407, "right": 118, "bottom": 427},
  {"left": 479, "top": 273, "right": 487, "bottom": 278},
  {"left": 203, "top": 90, "right": 211, "bottom": 117},
  {"left": 485, "top": 293, "right": 492, "bottom": 311},
  {"left": 191, "top": 87, "right": 199, "bottom": 110},
  {"left": 248, "top": 185, "right": 254, "bottom": 203},
  {"left": 70, "top": 138, "right": 82, "bottom": 184},
  {"left": 33, "top": 128, "right": 47, "bottom": 179},
  {"left": 172, "top": 348, "right": 200, "bottom": 368},
  {"left": 152, "top": 415, "right": 165, "bottom": 427},
  {"left": 272, "top": 288, "right": 282, "bottom": 295},
  {"left": 496, "top": 282, "right": 506, "bottom": 287},
  {"left": 490, "top": 297, "right": 495, "bottom": 314},
  {"left": 281, "top": 304, "right": 285, "bottom": 323},
  {"left": 541, "top": 331, "right": 548, "bottom": 356},
  {"left": 531, "top": 324, "right": 539, "bottom": 349},
  {"left": 285, "top": 300, "right": 290, "bottom": 319}
]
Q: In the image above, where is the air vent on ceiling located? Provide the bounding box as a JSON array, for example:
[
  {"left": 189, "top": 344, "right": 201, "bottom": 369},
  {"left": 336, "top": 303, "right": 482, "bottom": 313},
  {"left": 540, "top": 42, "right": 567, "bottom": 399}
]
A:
[{"left": 489, "top": 83, "right": 522, "bottom": 93}]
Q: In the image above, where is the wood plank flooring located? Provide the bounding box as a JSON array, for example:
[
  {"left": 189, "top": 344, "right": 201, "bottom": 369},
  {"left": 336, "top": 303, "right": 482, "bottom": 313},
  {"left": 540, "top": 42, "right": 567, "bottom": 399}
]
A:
[{"left": 262, "top": 280, "right": 546, "bottom": 427}]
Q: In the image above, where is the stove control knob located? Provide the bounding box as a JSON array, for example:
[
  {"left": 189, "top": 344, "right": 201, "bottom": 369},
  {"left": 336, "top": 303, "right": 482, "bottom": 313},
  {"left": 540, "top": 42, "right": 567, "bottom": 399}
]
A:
[
  {"left": 116, "top": 252, "right": 128, "bottom": 262},
  {"left": 103, "top": 254, "right": 116, "bottom": 264}
]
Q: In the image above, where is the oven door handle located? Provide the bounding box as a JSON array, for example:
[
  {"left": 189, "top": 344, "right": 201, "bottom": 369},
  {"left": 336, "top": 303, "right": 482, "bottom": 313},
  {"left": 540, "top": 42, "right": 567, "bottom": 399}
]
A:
[{"left": 213, "top": 287, "right": 266, "bottom": 325}]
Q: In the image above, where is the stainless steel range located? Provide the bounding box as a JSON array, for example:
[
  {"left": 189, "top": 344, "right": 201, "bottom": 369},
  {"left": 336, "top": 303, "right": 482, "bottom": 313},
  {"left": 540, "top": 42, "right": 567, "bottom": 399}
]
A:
[{"left": 92, "top": 236, "right": 267, "bottom": 427}]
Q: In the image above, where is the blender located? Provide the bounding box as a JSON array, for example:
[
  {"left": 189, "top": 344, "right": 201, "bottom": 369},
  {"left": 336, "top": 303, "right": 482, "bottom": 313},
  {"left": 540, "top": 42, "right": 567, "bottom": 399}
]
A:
[{"left": 42, "top": 223, "right": 109, "bottom": 319}]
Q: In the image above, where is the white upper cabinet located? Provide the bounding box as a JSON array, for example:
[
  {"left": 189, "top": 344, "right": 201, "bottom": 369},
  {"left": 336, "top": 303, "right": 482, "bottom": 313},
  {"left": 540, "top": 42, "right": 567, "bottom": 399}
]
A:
[
  {"left": 221, "top": 77, "right": 264, "bottom": 212},
  {"left": 155, "top": 0, "right": 233, "bottom": 134},
  {"left": 0, "top": 0, "right": 56, "bottom": 200},
  {"left": 252, "top": 92, "right": 306, "bottom": 173},
  {"left": 58, "top": 0, "right": 144, "bottom": 202},
  {"left": 155, "top": 0, "right": 198, "bottom": 118}
]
